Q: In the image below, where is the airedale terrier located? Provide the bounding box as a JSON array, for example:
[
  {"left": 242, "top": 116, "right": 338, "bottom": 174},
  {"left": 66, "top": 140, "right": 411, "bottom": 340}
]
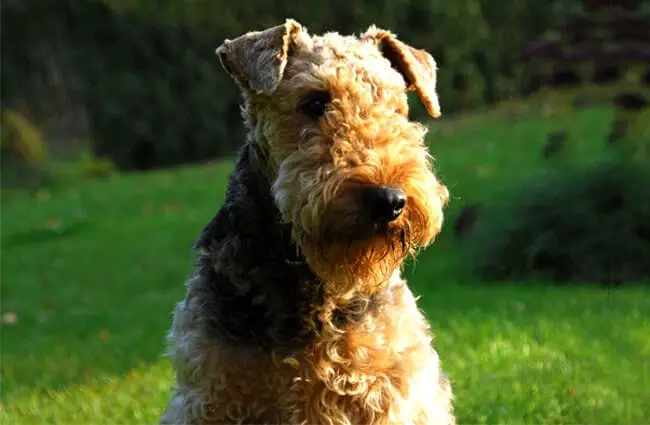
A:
[{"left": 160, "top": 19, "right": 454, "bottom": 425}]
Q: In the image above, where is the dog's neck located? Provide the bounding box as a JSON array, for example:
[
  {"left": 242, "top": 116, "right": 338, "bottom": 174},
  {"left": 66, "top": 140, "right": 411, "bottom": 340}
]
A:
[
  {"left": 194, "top": 143, "right": 299, "bottom": 262},
  {"left": 193, "top": 143, "right": 387, "bottom": 353}
]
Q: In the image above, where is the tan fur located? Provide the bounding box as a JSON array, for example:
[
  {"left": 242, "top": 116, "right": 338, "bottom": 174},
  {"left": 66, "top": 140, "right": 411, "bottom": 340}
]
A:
[
  {"left": 361, "top": 26, "right": 442, "bottom": 119},
  {"left": 161, "top": 19, "right": 454, "bottom": 425},
  {"left": 217, "top": 19, "right": 305, "bottom": 94},
  {"left": 285, "top": 272, "right": 454, "bottom": 425}
]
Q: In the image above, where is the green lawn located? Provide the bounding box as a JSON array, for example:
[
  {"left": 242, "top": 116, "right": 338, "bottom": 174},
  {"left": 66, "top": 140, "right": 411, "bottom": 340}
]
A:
[{"left": 2, "top": 103, "right": 648, "bottom": 424}]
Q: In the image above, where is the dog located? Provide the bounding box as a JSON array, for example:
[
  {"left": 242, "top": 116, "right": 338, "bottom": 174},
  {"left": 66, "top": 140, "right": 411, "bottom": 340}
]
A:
[{"left": 160, "top": 19, "right": 454, "bottom": 425}]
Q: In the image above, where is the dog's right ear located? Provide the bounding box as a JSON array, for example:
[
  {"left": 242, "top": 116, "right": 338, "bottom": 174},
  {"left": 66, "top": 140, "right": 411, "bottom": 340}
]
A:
[
  {"left": 362, "top": 26, "right": 441, "bottom": 119},
  {"left": 216, "top": 19, "right": 304, "bottom": 94}
]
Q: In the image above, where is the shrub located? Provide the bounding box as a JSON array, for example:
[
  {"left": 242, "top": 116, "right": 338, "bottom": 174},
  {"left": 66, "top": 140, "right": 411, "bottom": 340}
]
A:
[
  {"left": 0, "top": 109, "right": 52, "bottom": 189},
  {"left": 467, "top": 158, "right": 650, "bottom": 285},
  {"left": 614, "top": 108, "right": 650, "bottom": 164},
  {"left": 75, "top": 154, "right": 117, "bottom": 180},
  {"left": 1, "top": 109, "right": 48, "bottom": 166},
  {"left": 2, "top": 0, "right": 568, "bottom": 170}
]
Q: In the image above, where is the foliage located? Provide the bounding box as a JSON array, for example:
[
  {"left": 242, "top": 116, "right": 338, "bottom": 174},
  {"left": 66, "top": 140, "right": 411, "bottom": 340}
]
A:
[
  {"left": 2, "top": 0, "right": 569, "bottom": 170},
  {"left": 48, "top": 151, "right": 119, "bottom": 182},
  {"left": 0, "top": 109, "right": 52, "bottom": 189},
  {"left": 75, "top": 156, "right": 117, "bottom": 180},
  {"left": 613, "top": 108, "right": 650, "bottom": 163},
  {"left": 1, "top": 109, "right": 48, "bottom": 166},
  {"left": 467, "top": 158, "right": 650, "bottom": 285}
]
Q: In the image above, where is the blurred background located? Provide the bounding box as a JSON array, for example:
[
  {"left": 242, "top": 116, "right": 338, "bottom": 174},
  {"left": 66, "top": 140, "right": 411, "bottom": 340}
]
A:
[{"left": 1, "top": 0, "right": 649, "bottom": 423}]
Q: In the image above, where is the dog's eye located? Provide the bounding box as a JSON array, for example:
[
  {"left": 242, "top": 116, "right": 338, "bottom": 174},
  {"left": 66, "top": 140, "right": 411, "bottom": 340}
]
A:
[{"left": 298, "top": 91, "right": 331, "bottom": 119}]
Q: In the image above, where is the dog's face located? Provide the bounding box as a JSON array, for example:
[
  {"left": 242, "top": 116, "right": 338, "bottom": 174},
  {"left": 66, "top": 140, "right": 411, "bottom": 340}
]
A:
[{"left": 217, "top": 20, "right": 448, "bottom": 287}]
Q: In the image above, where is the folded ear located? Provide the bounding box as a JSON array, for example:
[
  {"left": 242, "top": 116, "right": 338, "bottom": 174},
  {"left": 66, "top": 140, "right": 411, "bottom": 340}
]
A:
[
  {"left": 362, "top": 26, "right": 441, "bottom": 118},
  {"left": 216, "top": 19, "right": 304, "bottom": 94}
]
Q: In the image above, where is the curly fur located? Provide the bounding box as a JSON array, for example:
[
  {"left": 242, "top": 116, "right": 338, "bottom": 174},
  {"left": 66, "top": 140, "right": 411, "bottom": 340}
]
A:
[{"left": 161, "top": 19, "right": 454, "bottom": 425}]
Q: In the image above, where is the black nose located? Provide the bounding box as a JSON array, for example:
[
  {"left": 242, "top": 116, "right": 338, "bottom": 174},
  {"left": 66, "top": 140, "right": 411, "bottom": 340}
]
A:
[{"left": 363, "top": 186, "right": 407, "bottom": 223}]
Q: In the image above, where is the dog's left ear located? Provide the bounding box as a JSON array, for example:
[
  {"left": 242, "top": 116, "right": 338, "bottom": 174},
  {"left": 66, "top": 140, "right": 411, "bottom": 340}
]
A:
[
  {"left": 362, "top": 26, "right": 441, "bottom": 118},
  {"left": 216, "top": 19, "right": 304, "bottom": 94}
]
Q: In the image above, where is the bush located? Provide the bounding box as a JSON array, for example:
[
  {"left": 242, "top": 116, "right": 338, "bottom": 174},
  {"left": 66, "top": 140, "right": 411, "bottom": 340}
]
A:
[
  {"left": 2, "top": 1, "right": 242, "bottom": 171},
  {"left": 0, "top": 109, "right": 53, "bottom": 189},
  {"left": 74, "top": 154, "right": 117, "bottom": 180},
  {"left": 1, "top": 109, "right": 48, "bottom": 167},
  {"left": 2, "top": 0, "right": 568, "bottom": 170},
  {"left": 467, "top": 158, "right": 650, "bottom": 285}
]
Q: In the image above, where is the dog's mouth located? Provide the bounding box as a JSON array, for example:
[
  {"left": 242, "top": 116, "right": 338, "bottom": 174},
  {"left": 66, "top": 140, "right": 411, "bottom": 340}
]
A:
[
  {"left": 306, "top": 207, "right": 413, "bottom": 268},
  {"left": 286, "top": 180, "right": 440, "bottom": 282},
  {"left": 297, "top": 223, "right": 411, "bottom": 288},
  {"left": 314, "top": 185, "right": 414, "bottom": 247},
  {"left": 320, "top": 216, "right": 409, "bottom": 248}
]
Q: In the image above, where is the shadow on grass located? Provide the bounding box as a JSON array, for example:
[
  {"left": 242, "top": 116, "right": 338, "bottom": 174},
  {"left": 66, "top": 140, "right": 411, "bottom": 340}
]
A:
[{"left": 2, "top": 220, "right": 94, "bottom": 248}]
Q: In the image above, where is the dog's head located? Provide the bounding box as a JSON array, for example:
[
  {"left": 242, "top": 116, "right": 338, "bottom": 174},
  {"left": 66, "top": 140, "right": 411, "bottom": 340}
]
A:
[{"left": 217, "top": 19, "right": 448, "bottom": 288}]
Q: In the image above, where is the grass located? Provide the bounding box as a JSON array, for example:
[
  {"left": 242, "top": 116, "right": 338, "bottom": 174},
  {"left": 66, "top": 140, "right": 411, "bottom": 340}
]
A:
[{"left": 2, "top": 101, "right": 649, "bottom": 424}]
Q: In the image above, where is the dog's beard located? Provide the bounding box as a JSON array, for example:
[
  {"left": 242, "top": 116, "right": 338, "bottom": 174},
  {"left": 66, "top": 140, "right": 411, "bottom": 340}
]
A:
[
  {"left": 295, "top": 208, "right": 429, "bottom": 297},
  {"left": 277, "top": 171, "right": 445, "bottom": 295}
]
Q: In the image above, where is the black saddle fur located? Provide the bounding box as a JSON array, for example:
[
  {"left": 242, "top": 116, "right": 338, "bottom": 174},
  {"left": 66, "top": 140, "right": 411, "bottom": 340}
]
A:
[
  {"left": 193, "top": 144, "right": 322, "bottom": 352},
  {"left": 193, "top": 143, "right": 383, "bottom": 353}
]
